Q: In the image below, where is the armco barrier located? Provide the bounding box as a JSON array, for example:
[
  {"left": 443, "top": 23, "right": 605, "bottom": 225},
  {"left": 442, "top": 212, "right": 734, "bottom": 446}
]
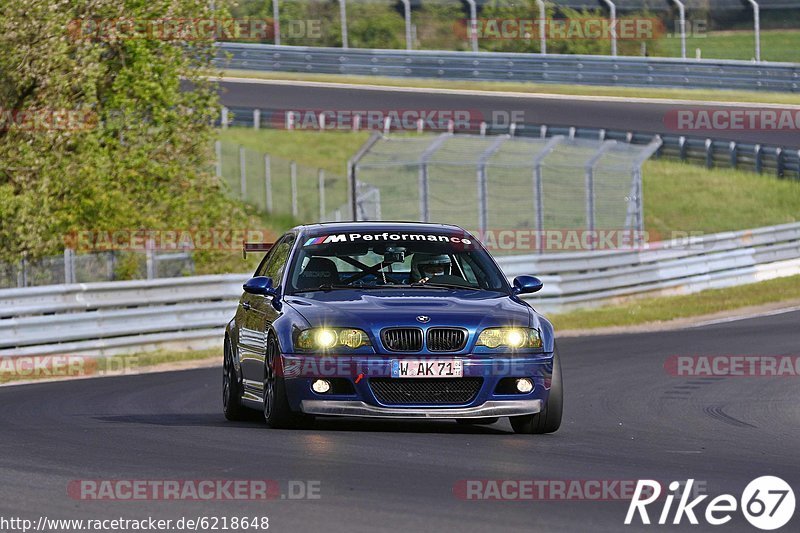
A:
[
  {"left": 1, "top": 222, "right": 799, "bottom": 357},
  {"left": 216, "top": 43, "right": 800, "bottom": 93}
]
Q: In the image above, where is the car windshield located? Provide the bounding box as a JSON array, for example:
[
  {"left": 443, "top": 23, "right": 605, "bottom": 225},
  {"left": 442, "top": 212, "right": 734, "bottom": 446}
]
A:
[{"left": 287, "top": 231, "right": 509, "bottom": 294}]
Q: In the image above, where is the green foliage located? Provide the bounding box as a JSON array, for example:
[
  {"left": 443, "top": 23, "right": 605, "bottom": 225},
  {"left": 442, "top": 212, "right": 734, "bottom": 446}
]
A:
[{"left": 0, "top": 0, "right": 250, "bottom": 268}]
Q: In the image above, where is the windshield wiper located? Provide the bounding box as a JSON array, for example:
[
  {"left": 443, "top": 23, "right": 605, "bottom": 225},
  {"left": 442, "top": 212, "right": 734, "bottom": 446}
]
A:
[
  {"left": 420, "top": 282, "right": 483, "bottom": 291},
  {"left": 297, "top": 284, "right": 356, "bottom": 292},
  {"left": 406, "top": 282, "right": 482, "bottom": 291},
  {"left": 298, "top": 284, "right": 392, "bottom": 292}
]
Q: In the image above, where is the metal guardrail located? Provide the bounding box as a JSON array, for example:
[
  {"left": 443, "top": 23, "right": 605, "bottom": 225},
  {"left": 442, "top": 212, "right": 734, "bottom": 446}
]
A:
[
  {"left": 216, "top": 43, "right": 800, "bottom": 93},
  {"left": 1, "top": 223, "right": 799, "bottom": 356}
]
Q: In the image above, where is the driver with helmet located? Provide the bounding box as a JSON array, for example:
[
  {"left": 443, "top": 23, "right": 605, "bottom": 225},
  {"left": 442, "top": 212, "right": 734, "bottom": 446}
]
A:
[{"left": 410, "top": 253, "right": 452, "bottom": 283}]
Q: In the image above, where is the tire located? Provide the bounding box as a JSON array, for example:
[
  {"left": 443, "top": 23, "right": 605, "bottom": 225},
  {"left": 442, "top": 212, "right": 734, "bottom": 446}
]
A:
[
  {"left": 263, "top": 334, "right": 312, "bottom": 429},
  {"left": 223, "top": 336, "right": 248, "bottom": 421},
  {"left": 510, "top": 346, "right": 563, "bottom": 435},
  {"left": 456, "top": 417, "right": 499, "bottom": 425}
]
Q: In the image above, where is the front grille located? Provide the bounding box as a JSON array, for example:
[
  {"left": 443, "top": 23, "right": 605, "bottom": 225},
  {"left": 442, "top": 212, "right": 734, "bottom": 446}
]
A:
[
  {"left": 381, "top": 328, "right": 423, "bottom": 352},
  {"left": 427, "top": 328, "right": 467, "bottom": 352},
  {"left": 370, "top": 378, "right": 483, "bottom": 405}
]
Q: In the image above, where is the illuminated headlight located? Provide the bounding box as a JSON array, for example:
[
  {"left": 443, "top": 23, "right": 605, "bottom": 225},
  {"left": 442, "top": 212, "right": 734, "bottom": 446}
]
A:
[
  {"left": 515, "top": 378, "right": 534, "bottom": 393},
  {"left": 296, "top": 328, "right": 371, "bottom": 351},
  {"left": 312, "top": 379, "right": 331, "bottom": 394},
  {"left": 476, "top": 328, "right": 543, "bottom": 350}
]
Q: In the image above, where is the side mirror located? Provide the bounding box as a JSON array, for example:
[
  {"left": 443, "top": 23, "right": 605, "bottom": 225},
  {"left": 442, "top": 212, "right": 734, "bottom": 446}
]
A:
[
  {"left": 512, "top": 275, "right": 543, "bottom": 295},
  {"left": 243, "top": 276, "right": 278, "bottom": 297}
]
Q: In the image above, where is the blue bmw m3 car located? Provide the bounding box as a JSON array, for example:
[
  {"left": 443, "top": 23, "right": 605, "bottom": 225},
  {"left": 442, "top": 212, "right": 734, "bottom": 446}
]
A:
[{"left": 223, "top": 222, "right": 562, "bottom": 434}]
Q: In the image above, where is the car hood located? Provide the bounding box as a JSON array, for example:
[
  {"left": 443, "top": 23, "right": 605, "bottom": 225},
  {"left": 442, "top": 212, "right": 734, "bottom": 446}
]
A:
[{"left": 284, "top": 288, "right": 535, "bottom": 331}]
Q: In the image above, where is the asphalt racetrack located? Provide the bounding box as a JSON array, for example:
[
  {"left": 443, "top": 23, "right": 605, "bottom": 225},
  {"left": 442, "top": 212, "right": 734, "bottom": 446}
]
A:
[
  {"left": 217, "top": 79, "right": 800, "bottom": 146},
  {"left": 1, "top": 309, "right": 798, "bottom": 532}
]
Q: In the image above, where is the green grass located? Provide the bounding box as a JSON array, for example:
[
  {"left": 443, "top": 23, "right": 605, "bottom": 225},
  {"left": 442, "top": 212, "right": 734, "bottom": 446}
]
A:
[
  {"left": 643, "top": 159, "right": 800, "bottom": 236},
  {"left": 657, "top": 30, "right": 800, "bottom": 63},
  {"left": 0, "top": 348, "right": 218, "bottom": 385},
  {"left": 221, "top": 70, "right": 799, "bottom": 106},
  {"left": 219, "top": 128, "right": 371, "bottom": 175},
  {"left": 549, "top": 274, "right": 800, "bottom": 331}
]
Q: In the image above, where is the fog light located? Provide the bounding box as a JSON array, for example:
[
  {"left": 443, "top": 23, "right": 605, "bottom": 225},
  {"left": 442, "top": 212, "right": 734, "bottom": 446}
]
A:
[
  {"left": 312, "top": 379, "right": 331, "bottom": 394},
  {"left": 515, "top": 378, "right": 533, "bottom": 393}
]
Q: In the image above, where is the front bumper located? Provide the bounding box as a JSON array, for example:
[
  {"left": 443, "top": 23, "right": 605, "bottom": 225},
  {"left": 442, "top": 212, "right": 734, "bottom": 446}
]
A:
[
  {"left": 282, "top": 353, "right": 553, "bottom": 418},
  {"left": 300, "top": 399, "right": 542, "bottom": 418}
]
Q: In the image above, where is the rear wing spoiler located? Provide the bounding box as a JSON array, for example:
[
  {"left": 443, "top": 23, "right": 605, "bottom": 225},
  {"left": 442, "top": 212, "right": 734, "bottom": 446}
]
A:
[{"left": 242, "top": 241, "right": 274, "bottom": 259}]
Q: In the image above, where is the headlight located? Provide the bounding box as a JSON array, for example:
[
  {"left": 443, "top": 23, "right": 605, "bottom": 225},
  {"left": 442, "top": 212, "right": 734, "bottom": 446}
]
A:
[
  {"left": 296, "top": 328, "right": 371, "bottom": 351},
  {"left": 476, "top": 328, "right": 542, "bottom": 350}
]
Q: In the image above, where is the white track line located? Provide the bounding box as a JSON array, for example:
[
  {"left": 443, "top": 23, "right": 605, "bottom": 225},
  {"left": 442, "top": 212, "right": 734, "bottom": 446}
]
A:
[
  {"left": 685, "top": 305, "right": 800, "bottom": 329},
  {"left": 217, "top": 76, "right": 800, "bottom": 109}
]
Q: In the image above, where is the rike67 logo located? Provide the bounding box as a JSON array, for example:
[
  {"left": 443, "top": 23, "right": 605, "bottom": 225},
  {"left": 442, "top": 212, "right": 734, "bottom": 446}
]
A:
[{"left": 625, "top": 477, "right": 795, "bottom": 530}]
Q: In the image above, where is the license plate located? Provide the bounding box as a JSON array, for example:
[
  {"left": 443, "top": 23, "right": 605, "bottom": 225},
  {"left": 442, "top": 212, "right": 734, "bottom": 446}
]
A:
[{"left": 391, "top": 359, "right": 463, "bottom": 378}]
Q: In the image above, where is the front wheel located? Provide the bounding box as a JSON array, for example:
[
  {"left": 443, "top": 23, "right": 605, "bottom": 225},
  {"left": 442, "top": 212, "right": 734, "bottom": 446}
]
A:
[
  {"left": 510, "top": 346, "right": 563, "bottom": 435},
  {"left": 223, "top": 337, "right": 248, "bottom": 421},
  {"left": 263, "top": 334, "right": 312, "bottom": 429}
]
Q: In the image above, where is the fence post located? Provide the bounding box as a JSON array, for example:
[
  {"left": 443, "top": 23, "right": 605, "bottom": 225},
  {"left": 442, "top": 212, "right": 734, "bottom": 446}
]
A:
[
  {"left": 477, "top": 167, "right": 488, "bottom": 236},
  {"left": 465, "top": 0, "right": 478, "bottom": 52},
  {"left": 253, "top": 108, "right": 260, "bottom": 130},
  {"left": 418, "top": 163, "right": 429, "bottom": 222},
  {"left": 64, "top": 248, "right": 74, "bottom": 284},
  {"left": 754, "top": 144, "right": 763, "bottom": 173},
  {"left": 747, "top": 0, "right": 761, "bottom": 61},
  {"left": 602, "top": 1, "right": 617, "bottom": 56},
  {"left": 532, "top": 136, "right": 564, "bottom": 252},
  {"left": 339, "top": 0, "right": 348, "bottom": 49},
  {"left": 239, "top": 146, "right": 247, "bottom": 198},
  {"left": 264, "top": 154, "right": 273, "bottom": 213},
  {"left": 290, "top": 161, "right": 298, "bottom": 218},
  {"left": 19, "top": 257, "right": 27, "bottom": 288},
  {"left": 272, "top": 0, "right": 281, "bottom": 46},
  {"left": 679, "top": 136, "right": 687, "bottom": 161},
  {"left": 215, "top": 140, "right": 222, "bottom": 178},
  {"left": 107, "top": 252, "right": 115, "bottom": 281},
  {"left": 705, "top": 138, "right": 713, "bottom": 168},
  {"left": 401, "top": 0, "right": 412, "bottom": 50},
  {"left": 671, "top": 0, "right": 687, "bottom": 59},
  {"left": 776, "top": 147, "right": 784, "bottom": 178},
  {"left": 535, "top": 0, "right": 546, "bottom": 54},
  {"left": 145, "top": 239, "right": 155, "bottom": 280},
  {"left": 221, "top": 106, "right": 228, "bottom": 129},
  {"left": 584, "top": 141, "right": 616, "bottom": 250},
  {"left": 476, "top": 135, "right": 508, "bottom": 236},
  {"left": 318, "top": 169, "right": 326, "bottom": 221},
  {"left": 347, "top": 159, "right": 356, "bottom": 221},
  {"left": 729, "top": 141, "right": 738, "bottom": 168}
]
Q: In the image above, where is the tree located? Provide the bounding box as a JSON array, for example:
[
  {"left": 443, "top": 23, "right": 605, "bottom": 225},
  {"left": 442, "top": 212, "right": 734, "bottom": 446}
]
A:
[{"left": 0, "top": 0, "right": 246, "bottom": 268}]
